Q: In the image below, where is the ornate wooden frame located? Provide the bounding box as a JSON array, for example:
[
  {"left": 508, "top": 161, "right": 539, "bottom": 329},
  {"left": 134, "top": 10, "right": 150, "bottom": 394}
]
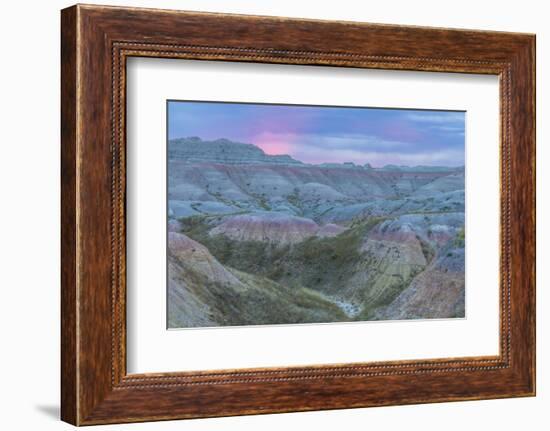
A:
[{"left": 61, "top": 4, "right": 536, "bottom": 425}]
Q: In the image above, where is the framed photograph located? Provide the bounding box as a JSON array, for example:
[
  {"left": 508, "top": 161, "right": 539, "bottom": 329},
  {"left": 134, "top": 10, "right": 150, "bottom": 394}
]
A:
[{"left": 61, "top": 4, "right": 536, "bottom": 425}]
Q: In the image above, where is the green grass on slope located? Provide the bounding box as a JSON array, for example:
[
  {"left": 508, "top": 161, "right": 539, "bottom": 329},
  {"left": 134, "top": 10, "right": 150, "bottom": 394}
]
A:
[
  {"left": 231, "top": 268, "right": 349, "bottom": 324},
  {"left": 180, "top": 216, "right": 403, "bottom": 313},
  {"left": 179, "top": 214, "right": 434, "bottom": 322},
  {"left": 170, "top": 252, "right": 348, "bottom": 326},
  {"left": 274, "top": 217, "right": 386, "bottom": 297},
  {"left": 182, "top": 216, "right": 384, "bottom": 296},
  {"left": 454, "top": 226, "right": 465, "bottom": 248}
]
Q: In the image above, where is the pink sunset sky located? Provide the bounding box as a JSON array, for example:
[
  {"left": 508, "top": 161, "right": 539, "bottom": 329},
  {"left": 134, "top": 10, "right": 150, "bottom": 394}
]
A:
[{"left": 168, "top": 101, "right": 465, "bottom": 167}]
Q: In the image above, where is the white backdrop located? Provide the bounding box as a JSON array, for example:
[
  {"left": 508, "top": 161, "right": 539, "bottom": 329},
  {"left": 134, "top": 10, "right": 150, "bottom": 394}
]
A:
[{"left": 0, "top": 0, "right": 547, "bottom": 430}]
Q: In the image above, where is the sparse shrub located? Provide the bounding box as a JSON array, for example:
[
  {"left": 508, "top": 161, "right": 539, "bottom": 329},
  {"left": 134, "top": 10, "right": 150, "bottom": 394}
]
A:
[
  {"left": 419, "top": 237, "right": 435, "bottom": 262},
  {"left": 179, "top": 215, "right": 209, "bottom": 234},
  {"left": 454, "top": 226, "right": 465, "bottom": 248}
]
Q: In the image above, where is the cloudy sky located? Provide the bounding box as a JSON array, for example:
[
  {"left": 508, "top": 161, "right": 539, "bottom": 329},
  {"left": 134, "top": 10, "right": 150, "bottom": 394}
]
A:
[{"left": 168, "top": 100, "right": 465, "bottom": 167}]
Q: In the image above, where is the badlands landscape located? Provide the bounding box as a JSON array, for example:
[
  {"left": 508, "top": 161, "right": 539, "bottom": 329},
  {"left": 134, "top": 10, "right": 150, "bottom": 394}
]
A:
[{"left": 167, "top": 137, "right": 465, "bottom": 328}]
